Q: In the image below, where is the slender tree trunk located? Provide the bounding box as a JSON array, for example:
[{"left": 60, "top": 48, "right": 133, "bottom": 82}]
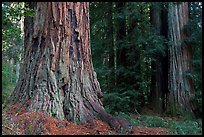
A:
[
  {"left": 112, "top": 2, "right": 117, "bottom": 86},
  {"left": 16, "top": 61, "right": 20, "bottom": 83},
  {"left": 107, "top": 2, "right": 115, "bottom": 89},
  {"left": 160, "top": 4, "right": 169, "bottom": 113},
  {"left": 167, "top": 2, "right": 196, "bottom": 117},
  {"left": 149, "top": 3, "right": 163, "bottom": 113},
  {"left": 9, "top": 58, "right": 15, "bottom": 83},
  {"left": 10, "top": 2, "right": 133, "bottom": 134},
  {"left": 116, "top": 2, "right": 127, "bottom": 85},
  {"left": 149, "top": 3, "right": 168, "bottom": 114}
]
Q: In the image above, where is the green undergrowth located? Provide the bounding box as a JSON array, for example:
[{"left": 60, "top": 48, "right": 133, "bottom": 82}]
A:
[
  {"left": 2, "top": 83, "right": 16, "bottom": 105},
  {"left": 113, "top": 112, "right": 202, "bottom": 135},
  {"left": 167, "top": 118, "right": 202, "bottom": 135},
  {"left": 2, "top": 61, "right": 17, "bottom": 105}
]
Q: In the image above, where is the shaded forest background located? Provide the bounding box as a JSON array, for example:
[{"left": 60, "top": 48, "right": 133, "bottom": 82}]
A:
[
  {"left": 2, "top": 2, "right": 202, "bottom": 134},
  {"left": 89, "top": 2, "right": 202, "bottom": 117}
]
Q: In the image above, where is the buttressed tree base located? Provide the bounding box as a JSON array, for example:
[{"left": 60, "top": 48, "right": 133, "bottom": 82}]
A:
[{"left": 10, "top": 2, "right": 133, "bottom": 134}]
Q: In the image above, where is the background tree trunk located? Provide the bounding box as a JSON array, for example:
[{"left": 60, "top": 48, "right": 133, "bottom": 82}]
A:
[
  {"left": 107, "top": 2, "right": 116, "bottom": 89},
  {"left": 149, "top": 3, "right": 168, "bottom": 114},
  {"left": 149, "top": 3, "right": 163, "bottom": 113},
  {"left": 16, "top": 61, "right": 20, "bottom": 83},
  {"left": 116, "top": 2, "right": 127, "bottom": 85},
  {"left": 9, "top": 58, "right": 14, "bottom": 83},
  {"left": 10, "top": 2, "right": 133, "bottom": 134},
  {"left": 167, "top": 2, "right": 196, "bottom": 117}
]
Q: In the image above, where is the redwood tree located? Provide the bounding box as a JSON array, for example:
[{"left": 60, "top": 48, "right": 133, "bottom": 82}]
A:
[
  {"left": 10, "top": 2, "right": 133, "bottom": 134},
  {"left": 167, "top": 2, "right": 197, "bottom": 117},
  {"left": 149, "top": 3, "right": 168, "bottom": 114}
]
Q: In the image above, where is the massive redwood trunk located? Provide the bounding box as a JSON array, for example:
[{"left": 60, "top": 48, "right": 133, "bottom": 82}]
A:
[
  {"left": 10, "top": 2, "right": 133, "bottom": 134},
  {"left": 167, "top": 2, "right": 196, "bottom": 117}
]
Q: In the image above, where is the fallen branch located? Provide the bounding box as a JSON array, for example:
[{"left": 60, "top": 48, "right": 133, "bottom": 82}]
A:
[{"left": 134, "top": 108, "right": 141, "bottom": 116}]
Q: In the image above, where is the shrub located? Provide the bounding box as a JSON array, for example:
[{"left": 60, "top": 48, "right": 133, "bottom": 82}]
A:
[
  {"left": 167, "top": 119, "right": 202, "bottom": 135},
  {"left": 136, "top": 116, "right": 165, "bottom": 127}
]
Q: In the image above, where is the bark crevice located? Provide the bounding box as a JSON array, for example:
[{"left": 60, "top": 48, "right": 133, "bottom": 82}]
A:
[{"left": 10, "top": 2, "right": 133, "bottom": 134}]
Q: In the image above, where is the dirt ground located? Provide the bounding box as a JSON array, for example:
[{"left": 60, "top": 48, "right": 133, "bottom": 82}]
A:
[{"left": 2, "top": 105, "right": 171, "bottom": 135}]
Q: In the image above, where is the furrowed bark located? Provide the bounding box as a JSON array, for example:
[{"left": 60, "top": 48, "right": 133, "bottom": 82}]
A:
[
  {"left": 10, "top": 2, "right": 133, "bottom": 134},
  {"left": 167, "top": 2, "right": 196, "bottom": 117}
]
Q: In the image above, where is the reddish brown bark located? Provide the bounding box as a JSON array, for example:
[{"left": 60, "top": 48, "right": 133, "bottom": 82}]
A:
[
  {"left": 10, "top": 2, "right": 133, "bottom": 134},
  {"left": 167, "top": 2, "right": 196, "bottom": 117}
]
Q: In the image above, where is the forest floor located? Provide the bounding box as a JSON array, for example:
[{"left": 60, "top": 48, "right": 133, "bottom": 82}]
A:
[{"left": 2, "top": 104, "right": 173, "bottom": 135}]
